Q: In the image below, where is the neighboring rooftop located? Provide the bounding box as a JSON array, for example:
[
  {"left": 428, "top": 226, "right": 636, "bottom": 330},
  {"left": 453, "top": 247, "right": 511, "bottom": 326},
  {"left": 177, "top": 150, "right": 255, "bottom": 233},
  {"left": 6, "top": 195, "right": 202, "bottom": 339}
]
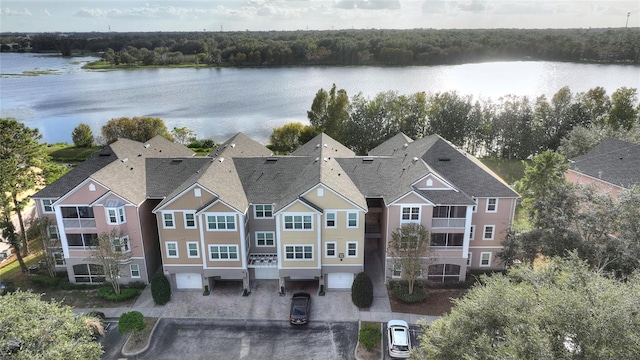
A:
[{"left": 569, "top": 138, "right": 640, "bottom": 189}]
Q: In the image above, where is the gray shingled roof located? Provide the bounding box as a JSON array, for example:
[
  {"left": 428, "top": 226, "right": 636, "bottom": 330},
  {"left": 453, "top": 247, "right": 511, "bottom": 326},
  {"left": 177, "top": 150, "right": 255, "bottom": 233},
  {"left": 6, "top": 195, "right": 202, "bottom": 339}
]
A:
[
  {"left": 368, "top": 133, "right": 414, "bottom": 156},
  {"left": 146, "top": 157, "right": 211, "bottom": 198},
  {"left": 292, "top": 133, "right": 356, "bottom": 158},
  {"left": 32, "top": 146, "right": 117, "bottom": 199},
  {"left": 209, "top": 132, "right": 272, "bottom": 158},
  {"left": 569, "top": 138, "right": 640, "bottom": 189}
]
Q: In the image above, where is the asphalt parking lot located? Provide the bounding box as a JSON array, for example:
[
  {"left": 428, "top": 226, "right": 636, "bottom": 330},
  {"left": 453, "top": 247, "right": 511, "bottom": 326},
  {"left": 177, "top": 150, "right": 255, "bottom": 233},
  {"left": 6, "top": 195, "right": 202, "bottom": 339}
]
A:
[
  {"left": 383, "top": 323, "right": 424, "bottom": 360},
  {"left": 99, "top": 322, "right": 127, "bottom": 360},
  {"left": 130, "top": 318, "right": 358, "bottom": 360}
]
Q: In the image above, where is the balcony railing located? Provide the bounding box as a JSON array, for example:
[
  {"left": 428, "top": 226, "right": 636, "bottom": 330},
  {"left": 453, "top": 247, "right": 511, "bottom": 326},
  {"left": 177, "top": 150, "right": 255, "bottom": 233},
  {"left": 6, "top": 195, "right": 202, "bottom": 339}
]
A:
[
  {"left": 62, "top": 218, "right": 96, "bottom": 229},
  {"left": 431, "top": 218, "right": 466, "bottom": 228},
  {"left": 248, "top": 253, "right": 277, "bottom": 267}
]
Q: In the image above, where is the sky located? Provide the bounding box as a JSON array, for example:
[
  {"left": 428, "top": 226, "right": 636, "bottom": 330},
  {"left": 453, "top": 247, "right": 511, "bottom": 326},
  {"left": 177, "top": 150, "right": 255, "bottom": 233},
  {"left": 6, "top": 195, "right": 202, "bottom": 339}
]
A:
[{"left": 1, "top": 0, "right": 638, "bottom": 33}]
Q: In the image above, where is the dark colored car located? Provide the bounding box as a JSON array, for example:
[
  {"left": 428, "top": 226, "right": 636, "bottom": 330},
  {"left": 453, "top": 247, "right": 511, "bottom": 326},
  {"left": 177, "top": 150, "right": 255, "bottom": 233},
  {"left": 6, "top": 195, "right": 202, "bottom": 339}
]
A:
[{"left": 289, "top": 292, "right": 311, "bottom": 325}]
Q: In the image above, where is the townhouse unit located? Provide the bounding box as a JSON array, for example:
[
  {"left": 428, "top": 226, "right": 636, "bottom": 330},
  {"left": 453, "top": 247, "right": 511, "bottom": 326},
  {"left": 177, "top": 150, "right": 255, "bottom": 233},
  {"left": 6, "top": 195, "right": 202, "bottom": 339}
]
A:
[
  {"left": 33, "top": 131, "right": 518, "bottom": 292},
  {"left": 32, "top": 136, "right": 195, "bottom": 285}
]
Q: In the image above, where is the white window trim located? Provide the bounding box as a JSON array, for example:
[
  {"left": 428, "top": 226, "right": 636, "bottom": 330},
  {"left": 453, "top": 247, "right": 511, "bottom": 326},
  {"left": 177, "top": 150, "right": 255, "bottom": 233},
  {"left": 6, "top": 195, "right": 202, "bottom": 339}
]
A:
[
  {"left": 166, "top": 241, "right": 179, "bottom": 258},
  {"left": 346, "top": 241, "right": 358, "bottom": 258},
  {"left": 48, "top": 225, "right": 59, "bottom": 241},
  {"left": 254, "top": 204, "right": 274, "bottom": 219},
  {"left": 130, "top": 264, "right": 140, "bottom": 278},
  {"left": 472, "top": 197, "right": 478, "bottom": 213},
  {"left": 284, "top": 244, "right": 314, "bottom": 261},
  {"left": 106, "top": 207, "right": 126, "bottom": 225},
  {"left": 325, "top": 242, "right": 337, "bottom": 258},
  {"left": 467, "top": 252, "right": 472, "bottom": 266},
  {"left": 205, "top": 213, "right": 237, "bottom": 232},
  {"left": 186, "top": 241, "right": 199, "bottom": 258},
  {"left": 482, "top": 225, "right": 495, "bottom": 240},
  {"left": 392, "top": 263, "right": 402, "bottom": 278},
  {"left": 208, "top": 244, "right": 239, "bottom": 261},
  {"left": 183, "top": 212, "right": 197, "bottom": 229},
  {"left": 469, "top": 225, "right": 476, "bottom": 241},
  {"left": 111, "top": 236, "right": 130, "bottom": 253},
  {"left": 283, "top": 213, "right": 314, "bottom": 231},
  {"left": 42, "top": 199, "right": 55, "bottom": 213},
  {"left": 400, "top": 206, "right": 421, "bottom": 223},
  {"left": 347, "top": 211, "right": 359, "bottom": 228},
  {"left": 486, "top": 198, "right": 498, "bottom": 213},
  {"left": 325, "top": 211, "right": 337, "bottom": 229},
  {"left": 255, "top": 231, "right": 275, "bottom": 247},
  {"left": 480, "top": 252, "right": 492, "bottom": 267},
  {"left": 162, "top": 212, "right": 176, "bottom": 229}
]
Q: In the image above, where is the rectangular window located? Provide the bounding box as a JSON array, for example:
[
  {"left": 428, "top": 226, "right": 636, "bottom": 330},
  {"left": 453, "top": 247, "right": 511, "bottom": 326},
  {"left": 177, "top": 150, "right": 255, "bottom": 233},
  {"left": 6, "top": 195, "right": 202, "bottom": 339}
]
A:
[
  {"left": 401, "top": 206, "right": 420, "bottom": 222},
  {"left": 54, "top": 251, "right": 65, "bottom": 266},
  {"left": 187, "top": 242, "right": 199, "bottom": 258},
  {"left": 347, "top": 212, "right": 358, "bottom": 228},
  {"left": 209, "top": 245, "right": 238, "bottom": 261},
  {"left": 486, "top": 198, "right": 498, "bottom": 213},
  {"left": 433, "top": 206, "right": 467, "bottom": 218},
  {"left": 66, "top": 233, "right": 98, "bottom": 248},
  {"left": 283, "top": 215, "right": 312, "bottom": 230},
  {"left": 163, "top": 213, "right": 175, "bottom": 229},
  {"left": 469, "top": 225, "right": 475, "bottom": 241},
  {"left": 61, "top": 206, "right": 94, "bottom": 219},
  {"left": 325, "top": 242, "right": 337, "bottom": 258},
  {"left": 467, "top": 252, "right": 472, "bottom": 266},
  {"left": 42, "top": 199, "right": 55, "bottom": 213},
  {"left": 106, "top": 207, "right": 126, "bottom": 225},
  {"left": 254, "top": 204, "right": 273, "bottom": 218},
  {"left": 483, "top": 225, "right": 495, "bottom": 240},
  {"left": 111, "top": 236, "right": 130, "bottom": 253},
  {"left": 392, "top": 263, "right": 402, "bottom": 278},
  {"left": 480, "top": 252, "right": 492, "bottom": 267},
  {"left": 285, "top": 245, "right": 313, "bottom": 260},
  {"left": 256, "top": 232, "right": 275, "bottom": 247},
  {"left": 73, "top": 264, "right": 104, "bottom": 283},
  {"left": 166, "top": 242, "right": 178, "bottom": 258},
  {"left": 184, "top": 212, "right": 196, "bottom": 229},
  {"left": 130, "top": 264, "right": 140, "bottom": 278},
  {"left": 431, "top": 233, "right": 464, "bottom": 247},
  {"left": 325, "top": 212, "right": 336, "bottom": 228},
  {"left": 48, "top": 225, "right": 59, "bottom": 241},
  {"left": 206, "top": 214, "right": 236, "bottom": 231},
  {"left": 472, "top": 197, "right": 478, "bottom": 213},
  {"left": 347, "top": 242, "right": 358, "bottom": 257}
]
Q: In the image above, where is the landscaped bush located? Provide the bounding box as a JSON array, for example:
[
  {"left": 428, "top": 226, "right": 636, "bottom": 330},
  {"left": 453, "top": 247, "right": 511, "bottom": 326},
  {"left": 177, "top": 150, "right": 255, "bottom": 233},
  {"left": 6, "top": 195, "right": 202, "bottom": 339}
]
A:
[
  {"left": 30, "top": 274, "right": 61, "bottom": 288},
  {"left": 390, "top": 280, "right": 428, "bottom": 304},
  {"left": 97, "top": 286, "right": 139, "bottom": 301},
  {"left": 118, "top": 311, "right": 145, "bottom": 335},
  {"left": 351, "top": 272, "right": 374, "bottom": 308},
  {"left": 359, "top": 324, "right": 381, "bottom": 351},
  {"left": 59, "top": 281, "right": 102, "bottom": 290},
  {"left": 127, "top": 281, "right": 146, "bottom": 290},
  {"left": 150, "top": 272, "right": 171, "bottom": 305}
]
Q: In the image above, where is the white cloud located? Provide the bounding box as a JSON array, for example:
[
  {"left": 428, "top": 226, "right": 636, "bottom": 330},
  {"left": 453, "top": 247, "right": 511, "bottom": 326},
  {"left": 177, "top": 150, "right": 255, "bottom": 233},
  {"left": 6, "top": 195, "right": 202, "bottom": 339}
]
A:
[{"left": 1, "top": 7, "right": 32, "bottom": 16}]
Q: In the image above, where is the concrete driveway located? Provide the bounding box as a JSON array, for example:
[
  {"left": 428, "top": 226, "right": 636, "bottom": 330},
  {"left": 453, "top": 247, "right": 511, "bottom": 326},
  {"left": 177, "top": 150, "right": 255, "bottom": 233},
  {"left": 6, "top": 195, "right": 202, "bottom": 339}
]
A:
[{"left": 130, "top": 318, "right": 358, "bottom": 360}]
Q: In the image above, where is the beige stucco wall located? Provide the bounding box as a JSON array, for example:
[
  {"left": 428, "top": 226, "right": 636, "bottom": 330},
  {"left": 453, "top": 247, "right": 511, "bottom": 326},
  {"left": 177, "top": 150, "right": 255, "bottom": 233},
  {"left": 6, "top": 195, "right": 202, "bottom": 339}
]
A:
[
  {"left": 162, "top": 186, "right": 216, "bottom": 211},
  {"left": 303, "top": 184, "right": 358, "bottom": 210}
]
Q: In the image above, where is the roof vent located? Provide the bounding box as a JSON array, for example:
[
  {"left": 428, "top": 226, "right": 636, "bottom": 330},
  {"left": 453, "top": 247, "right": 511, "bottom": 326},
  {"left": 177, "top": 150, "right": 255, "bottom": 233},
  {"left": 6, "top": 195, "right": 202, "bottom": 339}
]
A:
[
  {"left": 362, "top": 157, "right": 374, "bottom": 162},
  {"left": 218, "top": 157, "right": 224, "bottom": 162},
  {"left": 144, "top": 144, "right": 150, "bottom": 148},
  {"left": 121, "top": 158, "right": 128, "bottom": 163},
  {"left": 316, "top": 144, "right": 320, "bottom": 148},
  {"left": 323, "top": 157, "right": 328, "bottom": 162},
  {"left": 315, "top": 157, "right": 319, "bottom": 162},
  {"left": 412, "top": 157, "right": 419, "bottom": 162},
  {"left": 99, "top": 152, "right": 111, "bottom": 157},
  {"left": 438, "top": 157, "right": 450, "bottom": 162},
  {"left": 323, "top": 144, "right": 328, "bottom": 148},
  {"left": 231, "top": 143, "right": 236, "bottom": 148},
  {"left": 266, "top": 157, "right": 278, "bottom": 162},
  {"left": 403, "top": 143, "right": 409, "bottom": 148}
]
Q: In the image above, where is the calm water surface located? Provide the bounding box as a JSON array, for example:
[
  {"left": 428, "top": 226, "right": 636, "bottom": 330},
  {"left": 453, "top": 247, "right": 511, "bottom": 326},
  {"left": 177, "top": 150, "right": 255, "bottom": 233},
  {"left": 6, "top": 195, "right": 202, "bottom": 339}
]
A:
[{"left": 1, "top": 53, "right": 639, "bottom": 144}]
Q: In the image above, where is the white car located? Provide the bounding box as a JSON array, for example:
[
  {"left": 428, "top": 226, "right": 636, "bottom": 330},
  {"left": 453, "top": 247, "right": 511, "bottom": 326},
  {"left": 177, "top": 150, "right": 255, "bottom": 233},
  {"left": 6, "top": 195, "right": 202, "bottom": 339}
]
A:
[{"left": 387, "top": 320, "right": 411, "bottom": 358}]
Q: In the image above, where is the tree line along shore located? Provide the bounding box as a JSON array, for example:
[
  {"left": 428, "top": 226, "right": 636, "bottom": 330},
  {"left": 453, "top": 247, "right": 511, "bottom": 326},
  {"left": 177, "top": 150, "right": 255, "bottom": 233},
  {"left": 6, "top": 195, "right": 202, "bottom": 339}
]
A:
[{"left": 1, "top": 28, "right": 638, "bottom": 67}]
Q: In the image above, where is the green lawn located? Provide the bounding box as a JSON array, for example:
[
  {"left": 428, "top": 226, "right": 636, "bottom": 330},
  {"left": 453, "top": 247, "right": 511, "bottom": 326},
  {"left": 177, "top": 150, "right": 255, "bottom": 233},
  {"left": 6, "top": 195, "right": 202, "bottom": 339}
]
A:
[
  {"left": 480, "top": 158, "right": 528, "bottom": 185},
  {"left": 46, "top": 144, "right": 102, "bottom": 164}
]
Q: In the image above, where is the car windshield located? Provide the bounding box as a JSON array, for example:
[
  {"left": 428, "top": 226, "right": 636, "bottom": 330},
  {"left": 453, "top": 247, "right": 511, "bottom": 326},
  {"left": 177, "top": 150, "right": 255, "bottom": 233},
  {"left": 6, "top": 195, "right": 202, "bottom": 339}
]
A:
[{"left": 292, "top": 306, "right": 306, "bottom": 316}]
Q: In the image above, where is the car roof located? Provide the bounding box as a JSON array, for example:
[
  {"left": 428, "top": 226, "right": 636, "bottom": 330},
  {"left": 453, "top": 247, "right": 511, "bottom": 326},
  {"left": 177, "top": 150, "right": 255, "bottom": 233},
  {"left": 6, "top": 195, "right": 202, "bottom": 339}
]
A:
[
  {"left": 388, "top": 320, "right": 409, "bottom": 328},
  {"left": 390, "top": 327, "right": 409, "bottom": 346}
]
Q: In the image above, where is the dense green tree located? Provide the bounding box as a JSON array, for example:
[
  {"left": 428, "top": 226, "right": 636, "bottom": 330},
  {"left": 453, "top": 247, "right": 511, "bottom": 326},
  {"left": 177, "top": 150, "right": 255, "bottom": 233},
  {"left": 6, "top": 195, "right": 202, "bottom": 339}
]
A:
[
  {"left": 388, "top": 223, "right": 431, "bottom": 295},
  {"left": 307, "top": 84, "right": 350, "bottom": 141},
  {"left": 86, "top": 229, "right": 132, "bottom": 295},
  {"left": 268, "top": 122, "right": 318, "bottom": 154},
  {"left": 608, "top": 87, "right": 639, "bottom": 131},
  {"left": 412, "top": 255, "right": 640, "bottom": 360},
  {"left": 426, "top": 92, "right": 473, "bottom": 149},
  {"left": 71, "top": 123, "right": 94, "bottom": 147},
  {"left": 0, "top": 195, "right": 28, "bottom": 273},
  {"left": 557, "top": 125, "right": 603, "bottom": 159},
  {"left": 0, "top": 291, "right": 103, "bottom": 359},
  {"left": 515, "top": 151, "right": 568, "bottom": 216},
  {"left": 101, "top": 116, "right": 174, "bottom": 144},
  {"left": 0, "top": 118, "right": 49, "bottom": 256}
]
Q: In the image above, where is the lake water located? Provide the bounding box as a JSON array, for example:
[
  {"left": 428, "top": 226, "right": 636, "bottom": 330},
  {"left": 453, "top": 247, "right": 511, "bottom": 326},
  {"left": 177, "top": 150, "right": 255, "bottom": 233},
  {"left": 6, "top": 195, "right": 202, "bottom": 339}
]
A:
[{"left": 1, "top": 53, "right": 639, "bottom": 144}]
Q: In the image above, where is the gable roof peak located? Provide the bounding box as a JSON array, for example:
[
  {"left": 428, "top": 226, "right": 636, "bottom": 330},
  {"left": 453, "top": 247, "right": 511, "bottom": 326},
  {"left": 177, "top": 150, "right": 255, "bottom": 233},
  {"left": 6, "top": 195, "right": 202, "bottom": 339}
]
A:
[{"left": 292, "top": 132, "right": 355, "bottom": 158}]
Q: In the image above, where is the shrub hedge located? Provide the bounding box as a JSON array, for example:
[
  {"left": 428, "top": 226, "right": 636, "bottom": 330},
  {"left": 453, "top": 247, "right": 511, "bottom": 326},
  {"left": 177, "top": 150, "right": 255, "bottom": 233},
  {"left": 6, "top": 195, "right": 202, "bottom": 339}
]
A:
[
  {"left": 97, "top": 286, "right": 139, "bottom": 301},
  {"left": 390, "top": 280, "right": 428, "bottom": 303},
  {"left": 118, "top": 311, "right": 145, "bottom": 335},
  {"left": 351, "top": 272, "right": 374, "bottom": 308},
  {"left": 151, "top": 272, "right": 171, "bottom": 305},
  {"left": 359, "top": 324, "right": 381, "bottom": 351}
]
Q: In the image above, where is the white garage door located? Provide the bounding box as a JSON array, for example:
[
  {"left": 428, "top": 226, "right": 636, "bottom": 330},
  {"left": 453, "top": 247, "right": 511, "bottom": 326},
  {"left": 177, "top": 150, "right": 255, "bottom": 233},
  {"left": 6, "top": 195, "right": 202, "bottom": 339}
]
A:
[
  {"left": 327, "top": 273, "right": 354, "bottom": 289},
  {"left": 175, "top": 273, "right": 202, "bottom": 289},
  {"left": 254, "top": 267, "right": 279, "bottom": 280}
]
